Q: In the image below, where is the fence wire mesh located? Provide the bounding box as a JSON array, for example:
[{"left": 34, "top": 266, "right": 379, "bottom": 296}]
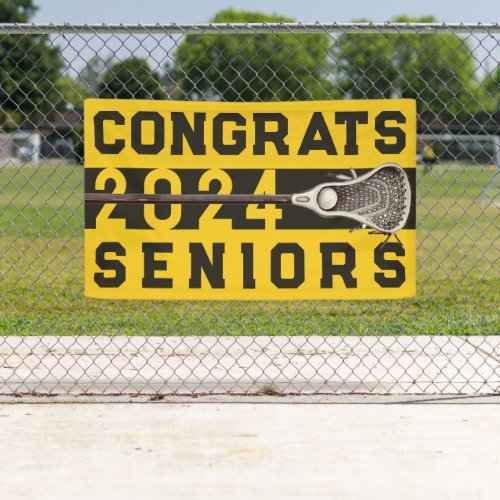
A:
[{"left": 0, "top": 23, "right": 498, "bottom": 396}]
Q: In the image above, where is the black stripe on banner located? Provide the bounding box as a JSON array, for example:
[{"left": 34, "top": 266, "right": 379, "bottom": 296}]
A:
[{"left": 84, "top": 168, "right": 416, "bottom": 231}]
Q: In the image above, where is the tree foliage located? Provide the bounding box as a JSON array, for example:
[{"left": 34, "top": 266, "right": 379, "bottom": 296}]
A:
[
  {"left": 55, "top": 76, "right": 87, "bottom": 110},
  {"left": 98, "top": 57, "right": 165, "bottom": 100},
  {"left": 333, "top": 16, "right": 481, "bottom": 117},
  {"left": 173, "top": 9, "right": 337, "bottom": 101},
  {"left": 0, "top": 0, "right": 65, "bottom": 126},
  {"left": 333, "top": 20, "right": 398, "bottom": 100},
  {"left": 0, "top": 0, "right": 35, "bottom": 22},
  {"left": 483, "top": 66, "right": 500, "bottom": 113}
]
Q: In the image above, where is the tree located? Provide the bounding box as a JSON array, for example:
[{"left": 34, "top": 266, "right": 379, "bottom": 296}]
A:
[
  {"left": 0, "top": 0, "right": 35, "bottom": 21},
  {"left": 97, "top": 57, "right": 165, "bottom": 99},
  {"left": 483, "top": 66, "right": 500, "bottom": 113},
  {"left": 334, "top": 19, "right": 397, "bottom": 100},
  {"left": 333, "top": 16, "right": 481, "bottom": 117},
  {"left": 54, "top": 76, "right": 88, "bottom": 110},
  {"left": 173, "top": 9, "right": 337, "bottom": 101},
  {"left": 0, "top": 0, "right": 66, "bottom": 126}
]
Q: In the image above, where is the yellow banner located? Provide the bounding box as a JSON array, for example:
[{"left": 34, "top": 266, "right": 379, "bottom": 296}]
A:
[
  {"left": 85, "top": 99, "right": 416, "bottom": 170},
  {"left": 84, "top": 99, "right": 416, "bottom": 300}
]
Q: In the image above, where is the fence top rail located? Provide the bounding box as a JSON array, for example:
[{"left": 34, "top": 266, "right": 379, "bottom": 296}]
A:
[{"left": 0, "top": 22, "right": 498, "bottom": 36}]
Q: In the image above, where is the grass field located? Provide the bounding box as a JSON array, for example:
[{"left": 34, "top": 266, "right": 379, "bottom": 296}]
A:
[{"left": 0, "top": 161, "right": 498, "bottom": 335}]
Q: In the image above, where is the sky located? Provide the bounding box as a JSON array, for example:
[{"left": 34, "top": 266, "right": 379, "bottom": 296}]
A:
[{"left": 32, "top": 0, "right": 500, "bottom": 24}]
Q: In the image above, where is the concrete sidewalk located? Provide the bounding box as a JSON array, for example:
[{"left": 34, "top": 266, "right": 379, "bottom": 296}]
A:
[
  {"left": 0, "top": 402, "right": 498, "bottom": 500},
  {"left": 1, "top": 335, "right": 499, "bottom": 395}
]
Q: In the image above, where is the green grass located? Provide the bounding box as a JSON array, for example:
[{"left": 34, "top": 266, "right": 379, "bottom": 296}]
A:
[{"left": 0, "top": 161, "right": 498, "bottom": 335}]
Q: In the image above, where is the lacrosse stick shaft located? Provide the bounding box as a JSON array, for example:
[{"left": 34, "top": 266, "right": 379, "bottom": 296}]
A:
[{"left": 85, "top": 193, "right": 293, "bottom": 204}]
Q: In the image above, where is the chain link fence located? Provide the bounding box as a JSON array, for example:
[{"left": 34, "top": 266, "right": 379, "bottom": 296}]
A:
[{"left": 0, "top": 23, "right": 499, "bottom": 396}]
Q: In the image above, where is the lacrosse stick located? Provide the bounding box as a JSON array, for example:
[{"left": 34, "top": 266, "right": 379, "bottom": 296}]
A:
[{"left": 85, "top": 163, "right": 411, "bottom": 234}]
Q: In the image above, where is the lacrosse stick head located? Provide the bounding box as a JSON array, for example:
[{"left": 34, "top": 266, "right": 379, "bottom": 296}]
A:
[{"left": 291, "top": 164, "right": 412, "bottom": 233}]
